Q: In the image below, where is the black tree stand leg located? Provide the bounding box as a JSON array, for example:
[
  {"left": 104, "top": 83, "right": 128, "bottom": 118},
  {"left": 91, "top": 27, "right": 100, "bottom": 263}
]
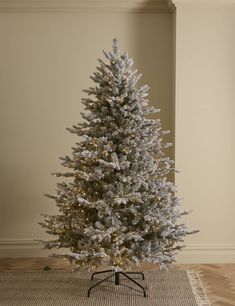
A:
[
  {"left": 87, "top": 273, "right": 115, "bottom": 297},
  {"left": 119, "top": 272, "right": 146, "bottom": 297},
  {"left": 91, "top": 269, "right": 114, "bottom": 281},
  {"left": 87, "top": 270, "right": 147, "bottom": 298}
]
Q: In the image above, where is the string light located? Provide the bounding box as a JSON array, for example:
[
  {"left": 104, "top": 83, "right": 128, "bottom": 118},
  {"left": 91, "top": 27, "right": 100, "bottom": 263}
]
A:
[{"left": 38, "top": 39, "right": 197, "bottom": 273}]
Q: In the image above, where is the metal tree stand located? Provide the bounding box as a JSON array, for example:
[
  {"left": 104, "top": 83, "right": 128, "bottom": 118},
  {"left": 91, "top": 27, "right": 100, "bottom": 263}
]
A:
[{"left": 87, "top": 269, "right": 147, "bottom": 297}]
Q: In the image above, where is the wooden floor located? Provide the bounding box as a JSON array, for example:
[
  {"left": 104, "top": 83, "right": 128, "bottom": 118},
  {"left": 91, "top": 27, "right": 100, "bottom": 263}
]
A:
[{"left": 0, "top": 258, "right": 235, "bottom": 305}]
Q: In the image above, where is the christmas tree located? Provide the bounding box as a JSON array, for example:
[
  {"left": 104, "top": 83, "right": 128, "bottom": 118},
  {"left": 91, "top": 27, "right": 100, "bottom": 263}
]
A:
[{"left": 38, "top": 39, "right": 197, "bottom": 272}]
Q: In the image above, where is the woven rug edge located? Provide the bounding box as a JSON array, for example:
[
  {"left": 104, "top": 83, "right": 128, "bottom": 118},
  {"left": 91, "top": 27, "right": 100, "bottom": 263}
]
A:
[{"left": 186, "top": 270, "right": 211, "bottom": 306}]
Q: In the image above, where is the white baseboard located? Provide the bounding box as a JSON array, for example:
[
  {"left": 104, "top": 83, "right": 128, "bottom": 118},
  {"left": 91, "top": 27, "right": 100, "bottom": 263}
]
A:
[
  {"left": 0, "top": 239, "right": 235, "bottom": 263},
  {"left": 0, "top": 239, "right": 51, "bottom": 257},
  {"left": 176, "top": 244, "right": 235, "bottom": 263}
]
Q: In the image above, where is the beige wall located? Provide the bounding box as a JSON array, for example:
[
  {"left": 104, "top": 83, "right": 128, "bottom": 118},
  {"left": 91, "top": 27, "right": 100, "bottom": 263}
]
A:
[
  {"left": 0, "top": 12, "right": 174, "bottom": 256},
  {"left": 175, "top": 2, "right": 235, "bottom": 262},
  {"left": 2, "top": 3, "right": 234, "bottom": 263}
]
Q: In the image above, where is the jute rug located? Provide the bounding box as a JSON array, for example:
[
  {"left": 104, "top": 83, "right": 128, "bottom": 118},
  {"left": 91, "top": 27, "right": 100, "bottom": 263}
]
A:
[{"left": 0, "top": 270, "right": 210, "bottom": 306}]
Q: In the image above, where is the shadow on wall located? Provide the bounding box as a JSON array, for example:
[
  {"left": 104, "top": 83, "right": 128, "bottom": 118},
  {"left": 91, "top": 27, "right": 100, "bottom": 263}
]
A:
[
  {"left": 134, "top": 10, "right": 174, "bottom": 162},
  {"left": 0, "top": 9, "right": 174, "bottom": 243}
]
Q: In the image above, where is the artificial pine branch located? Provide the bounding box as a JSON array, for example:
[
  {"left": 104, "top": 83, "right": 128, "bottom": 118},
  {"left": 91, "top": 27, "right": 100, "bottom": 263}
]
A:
[{"left": 37, "top": 39, "right": 198, "bottom": 271}]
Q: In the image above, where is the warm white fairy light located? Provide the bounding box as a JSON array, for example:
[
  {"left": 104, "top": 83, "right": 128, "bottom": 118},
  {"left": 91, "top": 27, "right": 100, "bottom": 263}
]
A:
[{"left": 37, "top": 38, "right": 198, "bottom": 272}]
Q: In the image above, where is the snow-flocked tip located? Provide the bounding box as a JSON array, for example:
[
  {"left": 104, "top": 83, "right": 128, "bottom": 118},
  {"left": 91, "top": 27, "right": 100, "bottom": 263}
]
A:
[{"left": 112, "top": 38, "right": 120, "bottom": 56}]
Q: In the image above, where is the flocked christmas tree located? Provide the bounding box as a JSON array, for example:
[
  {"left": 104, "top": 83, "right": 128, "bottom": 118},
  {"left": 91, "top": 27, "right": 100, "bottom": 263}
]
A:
[{"left": 38, "top": 39, "right": 197, "bottom": 272}]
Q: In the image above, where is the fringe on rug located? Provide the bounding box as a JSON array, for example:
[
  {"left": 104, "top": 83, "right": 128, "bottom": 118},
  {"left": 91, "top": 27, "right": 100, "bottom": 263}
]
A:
[{"left": 186, "top": 270, "right": 211, "bottom": 306}]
